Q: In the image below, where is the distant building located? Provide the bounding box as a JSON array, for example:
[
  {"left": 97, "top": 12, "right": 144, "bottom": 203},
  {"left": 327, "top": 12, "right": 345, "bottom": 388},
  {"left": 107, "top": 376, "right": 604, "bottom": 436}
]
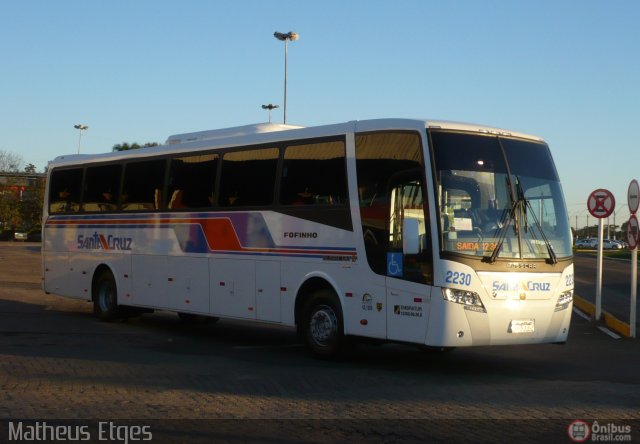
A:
[{"left": 0, "top": 172, "right": 46, "bottom": 201}]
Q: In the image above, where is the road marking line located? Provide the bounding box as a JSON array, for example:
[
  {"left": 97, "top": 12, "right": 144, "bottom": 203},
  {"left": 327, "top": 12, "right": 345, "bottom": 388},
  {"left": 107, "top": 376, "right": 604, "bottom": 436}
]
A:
[
  {"left": 597, "top": 326, "right": 621, "bottom": 339},
  {"left": 572, "top": 307, "right": 591, "bottom": 321}
]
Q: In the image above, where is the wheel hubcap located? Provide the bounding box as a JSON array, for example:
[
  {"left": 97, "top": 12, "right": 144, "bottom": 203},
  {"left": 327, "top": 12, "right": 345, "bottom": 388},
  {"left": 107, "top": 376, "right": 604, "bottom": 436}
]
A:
[
  {"left": 309, "top": 305, "right": 337, "bottom": 346},
  {"left": 98, "top": 283, "right": 113, "bottom": 312}
]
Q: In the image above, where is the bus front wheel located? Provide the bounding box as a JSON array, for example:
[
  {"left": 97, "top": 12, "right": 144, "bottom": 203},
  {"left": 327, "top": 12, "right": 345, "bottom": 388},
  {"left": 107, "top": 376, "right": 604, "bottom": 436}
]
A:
[
  {"left": 302, "top": 290, "right": 344, "bottom": 357},
  {"left": 93, "top": 270, "right": 120, "bottom": 321}
]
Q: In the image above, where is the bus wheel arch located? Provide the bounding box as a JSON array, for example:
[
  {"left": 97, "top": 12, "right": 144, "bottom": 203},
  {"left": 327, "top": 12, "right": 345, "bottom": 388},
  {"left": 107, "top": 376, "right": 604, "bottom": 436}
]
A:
[
  {"left": 295, "top": 277, "right": 345, "bottom": 357},
  {"left": 91, "top": 265, "right": 120, "bottom": 321}
]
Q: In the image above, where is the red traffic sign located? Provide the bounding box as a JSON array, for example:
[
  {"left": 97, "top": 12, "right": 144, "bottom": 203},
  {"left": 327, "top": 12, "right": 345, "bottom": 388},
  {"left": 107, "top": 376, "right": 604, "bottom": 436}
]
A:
[
  {"left": 628, "top": 179, "right": 639, "bottom": 214},
  {"left": 627, "top": 214, "right": 639, "bottom": 250},
  {"left": 588, "top": 189, "right": 615, "bottom": 219}
]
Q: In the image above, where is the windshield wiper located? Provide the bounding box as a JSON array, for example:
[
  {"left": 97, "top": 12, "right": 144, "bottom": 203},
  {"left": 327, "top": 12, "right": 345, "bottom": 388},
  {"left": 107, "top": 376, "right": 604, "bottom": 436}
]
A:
[
  {"left": 483, "top": 176, "right": 557, "bottom": 264},
  {"left": 516, "top": 177, "right": 557, "bottom": 265},
  {"left": 483, "top": 196, "right": 521, "bottom": 264}
]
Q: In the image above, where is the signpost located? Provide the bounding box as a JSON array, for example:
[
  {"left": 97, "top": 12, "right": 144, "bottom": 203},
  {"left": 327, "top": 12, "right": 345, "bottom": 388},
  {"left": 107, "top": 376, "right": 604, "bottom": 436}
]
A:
[
  {"left": 627, "top": 180, "right": 639, "bottom": 338},
  {"left": 587, "top": 189, "right": 616, "bottom": 321}
]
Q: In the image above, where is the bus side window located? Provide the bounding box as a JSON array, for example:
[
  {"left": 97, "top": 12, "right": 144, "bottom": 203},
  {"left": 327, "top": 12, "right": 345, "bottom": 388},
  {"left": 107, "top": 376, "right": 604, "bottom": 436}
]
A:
[
  {"left": 219, "top": 148, "right": 278, "bottom": 208},
  {"left": 121, "top": 159, "right": 166, "bottom": 211},
  {"left": 83, "top": 164, "right": 121, "bottom": 212},
  {"left": 279, "top": 140, "right": 347, "bottom": 206},
  {"left": 49, "top": 168, "right": 83, "bottom": 214},
  {"left": 168, "top": 153, "right": 218, "bottom": 210}
]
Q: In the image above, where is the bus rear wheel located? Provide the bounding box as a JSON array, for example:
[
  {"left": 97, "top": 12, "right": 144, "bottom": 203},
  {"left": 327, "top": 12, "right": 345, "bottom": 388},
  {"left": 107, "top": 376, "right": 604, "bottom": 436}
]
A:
[
  {"left": 93, "top": 270, "right": 120, "bottom": 321},
  {"left": 302, "top": 290, "right": 344, "bottom": 357}
]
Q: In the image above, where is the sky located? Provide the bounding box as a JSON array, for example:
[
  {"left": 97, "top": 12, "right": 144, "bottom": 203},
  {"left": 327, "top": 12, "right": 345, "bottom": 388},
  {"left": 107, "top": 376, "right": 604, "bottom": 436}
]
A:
[{"left": 1, "top": 0, "right": 639, "bottom": 229}]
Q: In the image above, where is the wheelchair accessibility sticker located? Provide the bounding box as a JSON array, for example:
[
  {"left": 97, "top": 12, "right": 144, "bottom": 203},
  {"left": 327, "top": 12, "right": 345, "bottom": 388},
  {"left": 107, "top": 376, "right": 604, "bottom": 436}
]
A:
[{"left": 387, "top": 252, "right": 403, "bottom": 277}]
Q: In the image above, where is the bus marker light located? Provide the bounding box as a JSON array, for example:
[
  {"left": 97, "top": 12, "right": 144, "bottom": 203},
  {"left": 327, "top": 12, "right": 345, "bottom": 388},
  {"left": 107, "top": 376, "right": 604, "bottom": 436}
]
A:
[
  {"left": 185, "top": 299, "right": 190, "bottom": 304},
  {"left": 414, "top": 298, "right": 423, "bottom": 303},
  {"left": 220, "top": 282, "right": 225, "bottom": 286},
  {"left": 346, "top": 292, "right": 353, "bottom": 298},
  {"left": 168, "top": 278, "right": 174, "bottom": 282},
  {"left": 124, "top": 274, "right": 128, "bottom": 278},
  {"left": 280, "top": 287, "right": 287, "bottom": 292},
  {"left": 360, "top": 319, "right": 368, "bottom": 325}
]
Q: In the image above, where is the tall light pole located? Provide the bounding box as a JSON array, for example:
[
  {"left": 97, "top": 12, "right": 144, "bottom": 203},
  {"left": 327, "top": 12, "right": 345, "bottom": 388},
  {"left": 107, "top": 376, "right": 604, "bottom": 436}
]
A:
[
  {"left": 74, "top": 124, "right": 88, "bottom": 154},
  {"left": 261, "top": 104, "right": 279, "bottom": 123},
  {"left": 273, "top": 31, "right": 299, "bottom": 124}
]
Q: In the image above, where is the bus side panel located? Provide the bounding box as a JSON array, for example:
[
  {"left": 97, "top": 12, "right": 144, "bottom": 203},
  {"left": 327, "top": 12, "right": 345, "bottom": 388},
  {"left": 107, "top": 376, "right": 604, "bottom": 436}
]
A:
[
  {"left": 210, "top": 258, "right": 256, "bottom": 320},
  {"left": 343, "top": 268, "right": 386, "bottom": 340},
  {"left": 43, "top": 252, "right": 74, "bottom": 297},
  {"left": 166, "top": 256, "right": 210, "bottom": 314},
  {"left": 255, "top": 260, "right": 281, "bottom": 323},
  {"left": 131, "top": 255, "right": 168, "bottom": 309}
]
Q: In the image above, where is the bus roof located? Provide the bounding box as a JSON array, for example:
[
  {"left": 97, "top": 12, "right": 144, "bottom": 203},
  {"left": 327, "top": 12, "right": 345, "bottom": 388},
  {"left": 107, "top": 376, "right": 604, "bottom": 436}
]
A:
[{"left": 49, "top": 118, "right": 545, "bottom": 168}]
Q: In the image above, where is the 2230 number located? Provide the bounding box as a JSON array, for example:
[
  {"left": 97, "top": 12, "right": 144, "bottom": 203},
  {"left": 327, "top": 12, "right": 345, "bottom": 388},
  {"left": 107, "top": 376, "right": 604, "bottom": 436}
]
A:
[{"left": 445, "top": 271, "right": 472, "bottom": 286}]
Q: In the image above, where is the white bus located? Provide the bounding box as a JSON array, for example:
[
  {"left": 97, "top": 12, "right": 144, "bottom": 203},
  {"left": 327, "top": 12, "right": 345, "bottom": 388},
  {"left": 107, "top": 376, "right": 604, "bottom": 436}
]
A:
[{"left": 42, "top": 119, "right": 574, "bottom": 356}]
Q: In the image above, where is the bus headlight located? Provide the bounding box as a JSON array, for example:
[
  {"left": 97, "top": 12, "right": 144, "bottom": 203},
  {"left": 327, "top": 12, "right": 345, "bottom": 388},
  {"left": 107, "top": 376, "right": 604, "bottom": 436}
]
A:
[
  {"left": 442, "top": 288, "right": 486, "bottom": 313},
  {"left": 555, "top": 290, "right": 573, "bottom": 312}
]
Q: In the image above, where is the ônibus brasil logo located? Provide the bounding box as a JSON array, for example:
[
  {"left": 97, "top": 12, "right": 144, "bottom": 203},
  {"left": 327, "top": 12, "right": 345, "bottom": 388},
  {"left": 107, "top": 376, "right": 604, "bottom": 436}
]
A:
[
  {"left": 568, "top": 420, "right": 590, "bottom": 442},
  {"left": 77, "top": 232, "right": 132, "bottom": 251}
]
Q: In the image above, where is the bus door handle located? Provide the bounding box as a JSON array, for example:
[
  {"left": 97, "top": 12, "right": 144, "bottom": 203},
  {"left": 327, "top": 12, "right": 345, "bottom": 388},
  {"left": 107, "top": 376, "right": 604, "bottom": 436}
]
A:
[{"left": 389, "top": 290, "right": 400, "bottom": 297}]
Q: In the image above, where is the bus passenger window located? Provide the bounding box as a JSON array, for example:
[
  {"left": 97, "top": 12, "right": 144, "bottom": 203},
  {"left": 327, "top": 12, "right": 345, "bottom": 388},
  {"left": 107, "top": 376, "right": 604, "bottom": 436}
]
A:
[
  {"left": 167, "top": 153, "right": 218, "bottom": 210},
  {"left": 219, "top": 148, "right": 278, "bottom": 208},
  {"left": 121, "top": 159, "right": 166, "bottom": 211},
  {"left": 83, "top": 164, "right": 121, "bottom": 212},
  {"left": 280, "top": 140, "right": 347, "bottom": 206},
  {"left": 49, "top": 168, "right": 83, "bottom": 213}
]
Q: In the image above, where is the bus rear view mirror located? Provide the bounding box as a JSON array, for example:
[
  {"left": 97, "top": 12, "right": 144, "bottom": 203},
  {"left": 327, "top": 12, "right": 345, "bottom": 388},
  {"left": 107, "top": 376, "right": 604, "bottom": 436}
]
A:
[{"left": 403, "top": 218, "right": 420, "bottom": 255}]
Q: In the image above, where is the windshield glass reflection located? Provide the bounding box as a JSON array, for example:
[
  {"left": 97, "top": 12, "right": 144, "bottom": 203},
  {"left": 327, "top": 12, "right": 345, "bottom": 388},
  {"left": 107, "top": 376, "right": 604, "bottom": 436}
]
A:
[{"left": 431, "top": 131, "right": 572, "bottom": 260}]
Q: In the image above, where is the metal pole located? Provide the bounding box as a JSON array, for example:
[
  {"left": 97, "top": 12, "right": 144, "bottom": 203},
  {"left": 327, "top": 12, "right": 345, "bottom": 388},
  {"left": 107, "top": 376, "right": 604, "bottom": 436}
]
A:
[
  {"left": 283, "top": 39, "right": 288, "bottom": 124},
  {"left": 613, "top": 211, "right": 616, "bottom": 240},
  {"left": 631, "top": 247, "right": 637, "bottom": 338},
  {"left": 595, "top": 218, "right": 604, "bottom": 320},
  {"left": 77, "top": 130, "right": 83, "bottom": 154}
]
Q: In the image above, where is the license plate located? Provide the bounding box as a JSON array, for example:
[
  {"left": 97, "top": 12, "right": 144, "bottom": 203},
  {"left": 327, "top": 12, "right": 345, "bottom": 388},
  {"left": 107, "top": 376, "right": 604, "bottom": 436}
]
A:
[{"left": 509, "top": 319, "right": 535, "bottom": 333}]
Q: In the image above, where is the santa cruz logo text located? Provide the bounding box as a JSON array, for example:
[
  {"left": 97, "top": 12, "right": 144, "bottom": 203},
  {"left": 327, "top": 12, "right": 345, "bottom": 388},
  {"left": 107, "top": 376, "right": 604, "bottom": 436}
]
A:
[
  {"left": 77, "top": 233, "right": 133, "bottom": 251},
  {"left": 492, "top": 281, "right": 551, "bottom": 292}
]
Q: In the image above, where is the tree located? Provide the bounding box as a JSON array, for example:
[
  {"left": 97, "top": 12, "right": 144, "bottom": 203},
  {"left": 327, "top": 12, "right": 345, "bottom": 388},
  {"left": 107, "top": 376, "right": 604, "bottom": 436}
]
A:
[
  {"left": 0, "top": 150, "right": 24, "bottom": 172},
  {"left": 24, "top": 163, "right": 36, "bottom": 173},
  {"left": 113, "top": 142, "right": 159, "bottom": 151}
]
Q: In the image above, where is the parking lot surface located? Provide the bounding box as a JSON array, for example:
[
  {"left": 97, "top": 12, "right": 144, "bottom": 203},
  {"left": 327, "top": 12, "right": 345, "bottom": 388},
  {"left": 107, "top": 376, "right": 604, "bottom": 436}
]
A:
[{"left": 1, "top": 243, "right": 639, "bottom": 443}]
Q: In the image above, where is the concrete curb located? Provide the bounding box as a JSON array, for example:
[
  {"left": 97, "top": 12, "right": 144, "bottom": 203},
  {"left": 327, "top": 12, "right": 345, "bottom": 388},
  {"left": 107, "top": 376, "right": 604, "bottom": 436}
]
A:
[{"left": 573, "top": 295, "right": 631, "bottom": 338}]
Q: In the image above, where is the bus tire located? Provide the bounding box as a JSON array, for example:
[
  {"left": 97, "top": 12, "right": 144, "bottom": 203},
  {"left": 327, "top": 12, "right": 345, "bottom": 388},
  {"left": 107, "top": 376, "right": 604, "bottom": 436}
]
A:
[
  {"left": 302, "top": 289, "right": 344, "bottom": 358},
  {"left": 93, "top": 270, "right": 120, "bottom": 321}
]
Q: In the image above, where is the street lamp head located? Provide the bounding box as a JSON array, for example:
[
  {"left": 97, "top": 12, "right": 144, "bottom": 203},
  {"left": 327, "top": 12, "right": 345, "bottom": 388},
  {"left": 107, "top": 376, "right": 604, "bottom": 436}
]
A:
[
  {"left": 261, "top": 104, "right": 280, "bottom": 110},
  {"left": 274, "top": 31, "right": 299, "bottom": 42},
  {"left": 74, "top": 124, "right": 88, "bottom": 130}
]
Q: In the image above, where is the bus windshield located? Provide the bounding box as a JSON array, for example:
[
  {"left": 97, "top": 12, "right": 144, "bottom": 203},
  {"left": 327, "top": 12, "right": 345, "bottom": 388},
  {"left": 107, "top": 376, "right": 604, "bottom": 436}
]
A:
[{"left": 431, "top": 131, "right": 572, "bottom": 261}]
